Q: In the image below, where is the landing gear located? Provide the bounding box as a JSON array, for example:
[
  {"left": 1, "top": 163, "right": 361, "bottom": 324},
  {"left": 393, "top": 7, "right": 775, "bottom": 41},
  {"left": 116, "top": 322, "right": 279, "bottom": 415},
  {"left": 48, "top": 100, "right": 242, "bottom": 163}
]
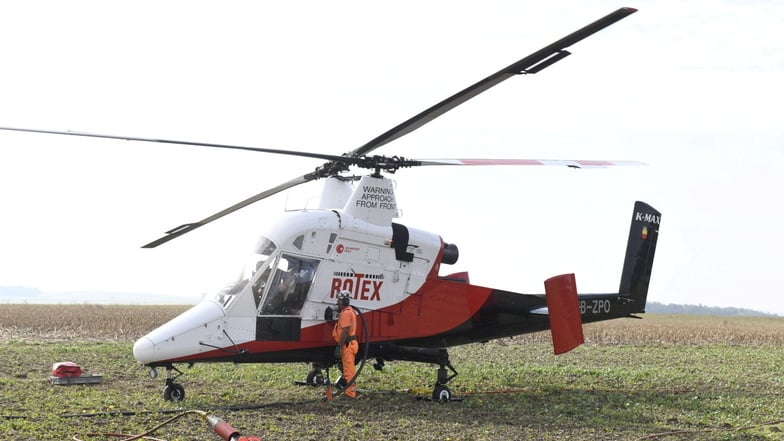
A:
[
  {"left": 294, "top": 362, "right": 330, "bottom": 387},
  {"left": 373, "top": 344, "right": 460, "bottom": 402},
  {"left": 164, "top": 378, "right": 185, "bottom": 401},
  {"left": 305, "top": 367, "right": 325, "bottom": 386},
  {"left": 161, "top": 365, "right": 185, "bottom": 401},
  {"left": 432, "top": 362, "right": 458, "bottom": 402}
]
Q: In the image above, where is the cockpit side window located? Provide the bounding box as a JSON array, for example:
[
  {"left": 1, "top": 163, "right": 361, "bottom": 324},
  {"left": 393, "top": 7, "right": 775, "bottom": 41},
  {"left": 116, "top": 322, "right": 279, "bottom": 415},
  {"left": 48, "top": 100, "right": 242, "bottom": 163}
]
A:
[
  {"left": 260, "top": 254, "right": 320, "bottom": 316},
  {"left": 252, "top": 264, "right": 272, "bottom": 309}
]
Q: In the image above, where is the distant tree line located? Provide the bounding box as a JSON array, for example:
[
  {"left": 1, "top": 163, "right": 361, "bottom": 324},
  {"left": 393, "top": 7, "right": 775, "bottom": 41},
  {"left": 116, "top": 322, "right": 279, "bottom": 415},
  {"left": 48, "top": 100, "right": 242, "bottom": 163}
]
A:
[{"left": 646, "top": 301, "right": 777, "bottom": 317}]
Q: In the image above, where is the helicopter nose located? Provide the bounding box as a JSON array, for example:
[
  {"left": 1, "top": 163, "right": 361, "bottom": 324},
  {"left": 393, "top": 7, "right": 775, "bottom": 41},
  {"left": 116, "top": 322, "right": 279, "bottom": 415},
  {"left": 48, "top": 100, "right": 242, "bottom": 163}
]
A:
[
  {"left": 131, "top": 300, "right": 227, "bottom": 365},
  {"left": 133, "top": 336, "right": 156, "bottom": 364}
]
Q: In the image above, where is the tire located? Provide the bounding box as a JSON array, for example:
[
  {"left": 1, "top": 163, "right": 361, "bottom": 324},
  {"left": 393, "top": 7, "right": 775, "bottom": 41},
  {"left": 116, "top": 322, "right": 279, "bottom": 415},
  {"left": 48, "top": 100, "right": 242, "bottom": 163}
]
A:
[
  {"left": 164, "top": 383, "right": 186, "bottom": 401},
  {"left": 305, "top": 369, "right": 325, "bottom": 386},
  {"left": 432, "top": 384, "right": 451, "bottom": 402}
]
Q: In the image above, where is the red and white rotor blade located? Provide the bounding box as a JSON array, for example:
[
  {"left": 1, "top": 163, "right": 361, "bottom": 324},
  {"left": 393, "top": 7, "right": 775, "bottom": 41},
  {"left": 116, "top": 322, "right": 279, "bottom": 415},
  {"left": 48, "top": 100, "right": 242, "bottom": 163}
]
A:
[{"left": 416, "top": 159, "right": 646, "bottom": 168}]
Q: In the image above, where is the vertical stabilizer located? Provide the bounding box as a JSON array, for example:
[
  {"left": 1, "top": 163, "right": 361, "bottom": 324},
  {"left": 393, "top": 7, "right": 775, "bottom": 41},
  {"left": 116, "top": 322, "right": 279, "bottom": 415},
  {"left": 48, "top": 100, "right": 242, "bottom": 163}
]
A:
[
  {"left": 545, "top": 273, "right": 584, "bottom": 354},
  {"left": 618, "top": 201, "right": 661, "bottom": 312}
]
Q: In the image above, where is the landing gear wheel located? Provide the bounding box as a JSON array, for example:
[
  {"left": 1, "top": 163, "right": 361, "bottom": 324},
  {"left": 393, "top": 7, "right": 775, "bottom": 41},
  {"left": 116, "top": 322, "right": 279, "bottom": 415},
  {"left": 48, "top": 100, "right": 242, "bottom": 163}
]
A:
[
  {"left": 163, "top": 382, "right": 185, "bottom": 401},
  {"left": 432, "top": 384, "right": 451, "bottom": 402},
  {"left": 306, "top": 369, "right": 325, "bottom": 386}
]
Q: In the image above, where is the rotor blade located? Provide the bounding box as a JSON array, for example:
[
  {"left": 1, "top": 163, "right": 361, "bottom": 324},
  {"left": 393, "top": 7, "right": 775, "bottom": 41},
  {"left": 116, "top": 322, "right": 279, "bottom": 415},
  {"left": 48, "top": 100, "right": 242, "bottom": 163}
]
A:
[
  {"left": 345, "top": 7, "right": 637, "bottom": 158},
  {"left": 413, "top": 159, "right": 646, "bottom": 169},
  {"left": 142, "top": 174, "right": 312, "bottom": 248},
  {"left": 0, "top": 126, "right": 353, "bottom": 163}
]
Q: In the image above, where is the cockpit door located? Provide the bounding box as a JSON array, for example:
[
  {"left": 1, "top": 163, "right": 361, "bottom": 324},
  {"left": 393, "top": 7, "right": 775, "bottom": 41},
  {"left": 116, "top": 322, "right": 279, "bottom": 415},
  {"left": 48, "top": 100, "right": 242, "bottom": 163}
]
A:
[{"left": 255, "top": 254, "right": 321, "bottom": 341}]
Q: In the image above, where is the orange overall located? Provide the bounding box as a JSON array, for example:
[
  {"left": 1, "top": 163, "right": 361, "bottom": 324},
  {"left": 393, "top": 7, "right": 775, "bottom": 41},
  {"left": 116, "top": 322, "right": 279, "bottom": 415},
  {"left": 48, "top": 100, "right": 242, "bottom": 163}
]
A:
[{"left": 332, "top": 306, "right": 358, "bottom": 398}]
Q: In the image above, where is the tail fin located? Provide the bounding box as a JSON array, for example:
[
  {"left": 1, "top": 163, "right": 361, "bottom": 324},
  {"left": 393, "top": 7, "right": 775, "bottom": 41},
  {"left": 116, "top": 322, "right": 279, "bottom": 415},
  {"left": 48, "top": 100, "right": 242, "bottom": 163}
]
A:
[
  {"left": 618, "top": 201, "right": 661, "bottom": 312},
  {"left": 545, "top": 273, "right": 584, "bottom": 354}
]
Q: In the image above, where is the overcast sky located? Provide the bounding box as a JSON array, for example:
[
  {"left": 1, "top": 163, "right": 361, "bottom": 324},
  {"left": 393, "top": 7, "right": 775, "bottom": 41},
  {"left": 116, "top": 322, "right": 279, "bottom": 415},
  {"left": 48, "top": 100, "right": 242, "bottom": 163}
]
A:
[{"left": 1, "top": 1, "right": 783, "bottom": 313}]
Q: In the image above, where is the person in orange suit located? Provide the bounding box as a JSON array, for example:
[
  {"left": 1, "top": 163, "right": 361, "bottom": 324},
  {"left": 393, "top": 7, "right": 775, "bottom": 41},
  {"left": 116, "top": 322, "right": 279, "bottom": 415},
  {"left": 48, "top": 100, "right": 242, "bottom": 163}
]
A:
[{"left": 332, "top": 290, "right": 358, "bottom": 398}]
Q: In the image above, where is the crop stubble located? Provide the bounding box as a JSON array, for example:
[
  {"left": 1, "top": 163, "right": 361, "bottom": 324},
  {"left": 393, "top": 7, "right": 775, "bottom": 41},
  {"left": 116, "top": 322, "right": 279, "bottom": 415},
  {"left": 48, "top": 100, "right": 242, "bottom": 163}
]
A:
[{"left": 1, "top": 304, "right": 783, "bottom": 440}]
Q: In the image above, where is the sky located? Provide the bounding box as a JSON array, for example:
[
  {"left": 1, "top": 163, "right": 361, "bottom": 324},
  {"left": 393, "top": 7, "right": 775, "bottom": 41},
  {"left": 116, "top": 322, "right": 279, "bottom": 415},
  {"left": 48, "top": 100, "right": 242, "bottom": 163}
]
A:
[{"left": 1, "top": 1, "right": 783, "bottom": 313}]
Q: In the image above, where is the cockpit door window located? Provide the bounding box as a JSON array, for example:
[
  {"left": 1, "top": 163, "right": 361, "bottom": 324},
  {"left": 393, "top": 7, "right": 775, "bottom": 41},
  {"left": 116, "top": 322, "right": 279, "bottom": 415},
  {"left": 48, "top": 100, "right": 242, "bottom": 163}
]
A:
[{"left": 259, "top": 254, "right": 320, "bottom": 316}]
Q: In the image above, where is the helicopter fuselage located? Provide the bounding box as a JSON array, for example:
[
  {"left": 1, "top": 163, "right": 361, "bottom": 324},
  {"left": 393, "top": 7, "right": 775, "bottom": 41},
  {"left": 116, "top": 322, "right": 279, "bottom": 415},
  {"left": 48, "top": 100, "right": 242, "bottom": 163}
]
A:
[{"left": 133, "top": 175, "right": 660, "bottom": 370}]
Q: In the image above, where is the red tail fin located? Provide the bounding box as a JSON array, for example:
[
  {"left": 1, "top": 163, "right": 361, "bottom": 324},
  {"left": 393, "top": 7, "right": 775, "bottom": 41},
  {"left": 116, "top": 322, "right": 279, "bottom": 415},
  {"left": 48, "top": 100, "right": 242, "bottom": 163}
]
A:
[{"left": 545, "top": 274, "right": 584, "bottom": 354}]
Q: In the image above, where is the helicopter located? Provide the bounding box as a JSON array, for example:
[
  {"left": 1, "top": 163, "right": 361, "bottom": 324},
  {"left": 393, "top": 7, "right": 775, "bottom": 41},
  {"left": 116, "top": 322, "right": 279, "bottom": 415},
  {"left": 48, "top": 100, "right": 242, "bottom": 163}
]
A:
[{"left": 0, "top": 7, "right": 659, "bottom": 402}]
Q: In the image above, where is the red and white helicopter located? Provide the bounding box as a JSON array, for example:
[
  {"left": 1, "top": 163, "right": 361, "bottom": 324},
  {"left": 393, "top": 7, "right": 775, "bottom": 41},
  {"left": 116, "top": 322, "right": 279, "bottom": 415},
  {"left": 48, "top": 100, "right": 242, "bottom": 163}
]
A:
[{"left": 2, "top": 7, "right": 660, "bottom": 402}]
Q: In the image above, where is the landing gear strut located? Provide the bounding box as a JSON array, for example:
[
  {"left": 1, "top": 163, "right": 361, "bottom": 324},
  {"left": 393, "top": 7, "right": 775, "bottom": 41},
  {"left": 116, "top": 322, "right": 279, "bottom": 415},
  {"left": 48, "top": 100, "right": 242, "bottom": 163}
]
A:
[
  {"left": 161, "top": 365, "right": 185, "bottom": 401},
  {"left": 432, "top": 362, "right": 458, "bottom": 402}
]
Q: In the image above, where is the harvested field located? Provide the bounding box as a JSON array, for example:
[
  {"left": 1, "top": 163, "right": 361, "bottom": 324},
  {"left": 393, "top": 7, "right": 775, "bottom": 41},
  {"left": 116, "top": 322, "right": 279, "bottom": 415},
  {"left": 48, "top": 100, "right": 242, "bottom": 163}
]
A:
[
  {"left": 1, "top": 304, "right": 784, "bottom": 440},
  {"left": 0, "top": 304, "right": 186, "bottom": 342}
]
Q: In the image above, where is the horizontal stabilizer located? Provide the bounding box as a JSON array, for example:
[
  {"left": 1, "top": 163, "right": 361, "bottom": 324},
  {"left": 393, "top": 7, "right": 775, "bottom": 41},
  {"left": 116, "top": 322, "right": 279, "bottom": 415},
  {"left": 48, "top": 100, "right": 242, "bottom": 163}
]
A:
[
  {"left": 528, "top": 307, "right": 549, "bottom": 315},
  {"left": 544, "top": 274, "right": 584, "bottom": 354}
]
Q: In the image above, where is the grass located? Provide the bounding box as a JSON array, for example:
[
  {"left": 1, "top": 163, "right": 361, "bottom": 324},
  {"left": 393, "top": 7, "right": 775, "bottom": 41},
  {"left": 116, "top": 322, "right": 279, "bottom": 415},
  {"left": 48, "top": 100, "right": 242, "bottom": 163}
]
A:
[{"left": 1, "top": 305, "right": 784, "bottom": 440}]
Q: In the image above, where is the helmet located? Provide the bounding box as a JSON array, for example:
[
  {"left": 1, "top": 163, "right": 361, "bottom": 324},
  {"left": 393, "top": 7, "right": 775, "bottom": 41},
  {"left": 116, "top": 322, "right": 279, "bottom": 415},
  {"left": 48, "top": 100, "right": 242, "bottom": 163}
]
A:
[{"left": 336, "top": 290, "right": 351, "bottom": 305}]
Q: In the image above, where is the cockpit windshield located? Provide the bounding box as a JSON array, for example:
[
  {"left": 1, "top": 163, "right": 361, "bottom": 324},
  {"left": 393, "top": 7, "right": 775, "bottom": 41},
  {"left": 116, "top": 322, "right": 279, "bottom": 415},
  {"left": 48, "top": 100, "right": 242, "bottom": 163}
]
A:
[{"left": 213, "top": 236, "right": 278, "bottom": 310}]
